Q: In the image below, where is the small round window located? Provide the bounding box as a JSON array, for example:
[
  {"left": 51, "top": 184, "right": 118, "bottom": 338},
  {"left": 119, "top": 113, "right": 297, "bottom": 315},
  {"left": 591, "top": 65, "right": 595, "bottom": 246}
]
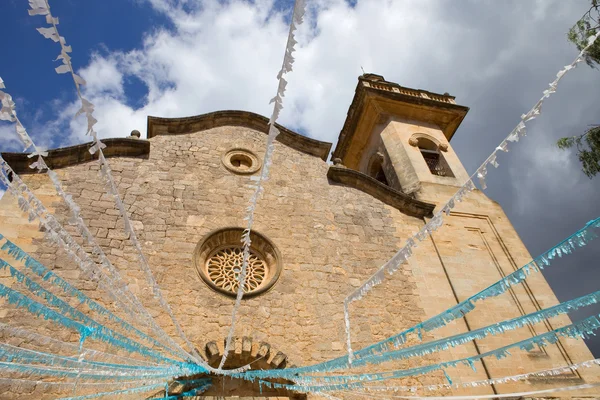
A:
[
  {"left": 222, "top": 148, "right": 261, "bottom": 175},
  {"left": 193, "top": 228, "right": 282, "bottom": 298}
]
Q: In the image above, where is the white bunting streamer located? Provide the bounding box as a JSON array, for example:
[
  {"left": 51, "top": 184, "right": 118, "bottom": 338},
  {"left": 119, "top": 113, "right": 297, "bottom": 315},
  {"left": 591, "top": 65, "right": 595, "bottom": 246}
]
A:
[
  {"left": 0, "top": 377, "right": 167, "bottom": 392},
  {"left": 29, "top": 0, "right": 209, "bottom": 368},
  {"left": 218, "top": 0, "right": 306, "bottom": 370},
  {"left": 0, "top": 78, "right": 192, "bottom": 363},
  {"left": 343, "top": 30, "right": 600, "bottom": 362},
  {"left": 0, "top": 323, "right": 158, "bottom": 367},
  {"left": 0, "top": 164, "right": 179, "bottom": 364},
  {"left": 359, "top": 358, "right": 600, "bottom": 394},
  {"left": 0, "top": 79, "right": 47, "bottom": 169},
  {"left": 343, "top": 381, "right": 600, "bottom": 400}
]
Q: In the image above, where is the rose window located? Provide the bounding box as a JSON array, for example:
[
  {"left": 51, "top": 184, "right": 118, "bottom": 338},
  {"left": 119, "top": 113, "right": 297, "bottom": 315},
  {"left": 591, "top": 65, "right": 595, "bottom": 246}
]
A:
[
  {"left": 206, "top": 247, "right": 267, "bottom": 293},
  {"left": 194, "top": 228, "right": 282, "bottom": 298}
]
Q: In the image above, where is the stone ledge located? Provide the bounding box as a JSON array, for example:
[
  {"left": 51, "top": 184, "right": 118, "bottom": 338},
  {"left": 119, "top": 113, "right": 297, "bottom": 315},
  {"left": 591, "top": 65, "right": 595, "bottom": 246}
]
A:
[
  {"left": 327, "top": 166, "right": 435, "bottom": 218},
  {"left": 2, "top": 138, "right": 150, "bottom": 174},
  {"left": 147, "top": 111, "right": 332, "bottom": 161}
]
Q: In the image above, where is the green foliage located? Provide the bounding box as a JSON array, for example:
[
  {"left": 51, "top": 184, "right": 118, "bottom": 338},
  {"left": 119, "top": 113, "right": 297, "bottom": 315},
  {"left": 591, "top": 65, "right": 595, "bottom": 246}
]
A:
[
  {"left": 558, "top": 1, "right": 600, "bottom": 178},
  {"left": 567, "top": 0, "right": 599, "bottom": 67},
  {"left": 557, "top": 126, "right": 600, "bottom": 178}
]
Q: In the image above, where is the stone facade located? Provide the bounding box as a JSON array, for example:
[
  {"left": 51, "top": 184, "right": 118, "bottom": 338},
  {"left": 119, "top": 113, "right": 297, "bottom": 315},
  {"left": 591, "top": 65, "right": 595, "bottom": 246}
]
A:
[{"left": 0, "top": 75, "right": 598, "bottom": 399}]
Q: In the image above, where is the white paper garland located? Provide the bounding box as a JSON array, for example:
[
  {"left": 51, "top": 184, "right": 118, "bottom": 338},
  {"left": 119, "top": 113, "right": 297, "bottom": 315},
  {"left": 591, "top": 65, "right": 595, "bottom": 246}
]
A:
[
  {"left": 0, "top": 76, "right": 197, "bottom": 362},
  {"left": 0, "top": 322, "right": 158, "bottom": 367},
  {"left": 28, "top": 0, "right": 206, "bottom": 367},
  {"left": 343, "top": 381, "right": 600, "bottom": 400},
  {"left": 343, "top": 30, "right": 600, "bottom": 362},
  {"left": 218, "top": 0, "right": 306, "bottom": 370},
  {"left": 358, "top": 358, "right": 600, "bottom": 394}
]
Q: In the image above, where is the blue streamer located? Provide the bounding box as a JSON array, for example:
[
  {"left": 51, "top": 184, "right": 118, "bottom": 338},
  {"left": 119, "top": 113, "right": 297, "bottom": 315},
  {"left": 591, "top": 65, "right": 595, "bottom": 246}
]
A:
[
  {"left": 57, "top": 383, "right": 166, "bottom": 399},
  {"left": 263, "top": 313, "right": 600, "bottom": 392},
  {"left": 442, "top": 369, "right": 452, "bottom": 386},
  {"left": 0, "top": 258, "right": 181, "bottom": 365},
  {"left": 0, "top": 343, "right": 181, "bottom": 375},
  {"left": 243, "top": 216, "right": 600, "bottom": 378},
  {"left": 0, "top": 237, "right": 188, "bottom": 361},
  {"left": 0, "top": 361, "right": 181, "bottom": 382},
  {"left": 174, "top": 381, "right": 212, "bottom": 398},
  {"left": 344, "top": 289, "right": 600, "bottom": 369},
  {"left": 0, "top": 322, "right": 157, "bottom": 367},
  {"left": 0, "top": 279, "right": 202, "bottom": 370}
]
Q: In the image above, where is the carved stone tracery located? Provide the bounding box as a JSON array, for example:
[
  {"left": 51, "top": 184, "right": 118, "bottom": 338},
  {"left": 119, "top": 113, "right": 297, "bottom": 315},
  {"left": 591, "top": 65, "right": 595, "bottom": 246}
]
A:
[
  {"left": 194, "top": 227, "right": 282, "bottom": 298},
  {"left": 206, "top": 247, "right": 267, "bottom": 293}
]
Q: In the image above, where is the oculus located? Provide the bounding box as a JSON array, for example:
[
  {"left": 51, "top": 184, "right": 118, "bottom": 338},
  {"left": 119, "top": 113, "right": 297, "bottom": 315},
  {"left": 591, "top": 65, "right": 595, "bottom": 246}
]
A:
[
  {"left": 194, "top": 228, "right": 282, "bottom": 298},
  {"left": 222, "top": 148, "right": 261, "bottom": 175}
]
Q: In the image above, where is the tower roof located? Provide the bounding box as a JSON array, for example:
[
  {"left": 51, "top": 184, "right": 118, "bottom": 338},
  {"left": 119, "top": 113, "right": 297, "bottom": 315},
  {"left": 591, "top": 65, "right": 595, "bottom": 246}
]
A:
[{"left": 332, "top": 74, "right": 469, "bottom": 163}]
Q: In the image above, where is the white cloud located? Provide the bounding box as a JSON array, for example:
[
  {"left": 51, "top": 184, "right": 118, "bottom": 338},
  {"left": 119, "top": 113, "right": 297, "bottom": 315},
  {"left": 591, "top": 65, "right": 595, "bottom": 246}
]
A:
[
  {"left": 0, "top": 123, "right": 25, "bottom": 153},
  {"left": 2, "top": 0, "right": 598, "bottom": 353},
  {"left": 42, "top": 0, "right": 588, "bottom": 148},
  {"left": 4, "top": 0, "right": 599, "bottom": 221},
  {"left": 80, "top": 55, "right": 125, "bottom": 98}
]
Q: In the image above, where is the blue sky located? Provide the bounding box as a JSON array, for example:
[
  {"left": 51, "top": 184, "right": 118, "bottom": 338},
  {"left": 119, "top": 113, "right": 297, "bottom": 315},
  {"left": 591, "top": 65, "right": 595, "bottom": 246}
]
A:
[
  {"left": 0, "top": 0, "right": 171, "bottom": 150},
  {"left": 1, "top": 0, "right": 600, "bottom": 357}
]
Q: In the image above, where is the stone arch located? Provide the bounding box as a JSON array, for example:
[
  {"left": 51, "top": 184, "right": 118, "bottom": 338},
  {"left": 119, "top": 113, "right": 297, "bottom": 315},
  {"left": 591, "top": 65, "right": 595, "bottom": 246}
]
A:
[
  {"left": 203, "top": 336, "right": 290, "bottom": 370},
  {"left": 151, "top": 338, "right": 305, "bottom": 399},
  {"left": 409, "top": 134, "right": 454, "bottom": 178},
  {"left": 366, "top": 151, "right": 389, "bottom": 185}
]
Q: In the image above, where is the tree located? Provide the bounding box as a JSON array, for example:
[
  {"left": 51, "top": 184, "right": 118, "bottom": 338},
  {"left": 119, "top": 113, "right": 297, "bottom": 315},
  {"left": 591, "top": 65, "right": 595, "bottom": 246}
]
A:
[
  {"left": 557, "top": 126, "right": 600, "bottom": 178},
  {"left": 557, "top": 0, "right": 600, "bottom": 178}
]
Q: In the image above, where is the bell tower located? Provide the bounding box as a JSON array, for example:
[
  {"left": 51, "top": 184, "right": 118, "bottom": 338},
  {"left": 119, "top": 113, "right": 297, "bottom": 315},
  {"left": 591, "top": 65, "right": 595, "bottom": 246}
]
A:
[{"left": 332, "top": 74, "right": 470, "bottom": 203}]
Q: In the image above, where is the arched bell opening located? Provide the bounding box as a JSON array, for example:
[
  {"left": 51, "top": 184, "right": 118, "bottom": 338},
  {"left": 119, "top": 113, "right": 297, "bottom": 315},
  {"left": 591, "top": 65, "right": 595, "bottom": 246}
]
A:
[
  {"left": 147, "top": 337, "right": 306, "bottom": 400},
  {"left": 366, "top": 151, "right": 390, "bottom": 186},
  {"left": 415, "top": 136, "right": 455, "bottom": 178}
]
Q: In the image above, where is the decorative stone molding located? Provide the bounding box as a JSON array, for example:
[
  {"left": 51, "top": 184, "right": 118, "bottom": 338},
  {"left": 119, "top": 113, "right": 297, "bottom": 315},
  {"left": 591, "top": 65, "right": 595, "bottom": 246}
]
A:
[
  {"left": 326, "top": 166, "right": 435, "bottom": 218},
  {"left": 332, "top": 158, "right": 345, "bottom": 167},
  {"left": 206, "top": 247, "right": 267, "bottom": 293},
  {"left": 130, "top": 129, "right": 141, "bottom": 138},
  {"left": 147, "top": 110, "right": 332, "bottom": 161},
  {"left": 332, "top": 74, "right": 469, "bottom": 163},
  {"left": 409, "top": 133, "right": 441, "bottom": 148},
  {"left": 147, "top": 338, "right": 304, "bottom": 400},
  {"left": 409, "top": 133, "right": 450, "bottom": 152},
  {"left": 203, "top": 337, "right": 291, "bottom": 370},
  {"left": 193, "top": 228, "right": 282, "bottom": 298},
  {"left": 222, "top": 148, "right": 261, "bottom": 175},
  {"left": 1, "top": 138, "right": 149, "bottom": 175}
]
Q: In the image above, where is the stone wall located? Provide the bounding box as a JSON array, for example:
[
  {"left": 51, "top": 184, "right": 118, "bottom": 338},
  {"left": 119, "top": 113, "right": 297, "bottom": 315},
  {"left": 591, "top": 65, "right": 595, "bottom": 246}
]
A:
[
  {"left": 407, "top": 182, "right": 600, "bottom": 397},
  {"left": 0, "top": 124, "right": 598, "bottom": 398},
  {"left": 0, "top": 126, "right": 445, "bottom": 399}
]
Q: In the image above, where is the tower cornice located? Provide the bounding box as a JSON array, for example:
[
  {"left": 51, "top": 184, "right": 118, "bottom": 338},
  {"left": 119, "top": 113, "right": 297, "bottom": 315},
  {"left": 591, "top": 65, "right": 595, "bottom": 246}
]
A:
[{"left": 332, "top": 74, "right": 469, "bottom": 167}]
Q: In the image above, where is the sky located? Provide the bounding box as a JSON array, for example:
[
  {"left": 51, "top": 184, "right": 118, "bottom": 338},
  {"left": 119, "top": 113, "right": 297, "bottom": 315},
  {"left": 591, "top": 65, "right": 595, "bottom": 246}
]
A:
[{"left": 1, "top": 0, "right": 599, "bottom": 356}]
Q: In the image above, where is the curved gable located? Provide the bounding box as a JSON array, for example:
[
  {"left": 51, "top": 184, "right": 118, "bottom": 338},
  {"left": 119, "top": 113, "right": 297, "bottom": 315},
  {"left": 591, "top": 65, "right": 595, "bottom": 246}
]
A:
[{"left": 147, "top": 110, "right": 332, "bottom": 161}]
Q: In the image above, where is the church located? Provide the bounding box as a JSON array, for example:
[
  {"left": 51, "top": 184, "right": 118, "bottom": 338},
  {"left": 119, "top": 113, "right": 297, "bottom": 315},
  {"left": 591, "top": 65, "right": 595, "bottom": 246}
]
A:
[{"left": 0, "top": 73, "right": 598, "bottom": 399}]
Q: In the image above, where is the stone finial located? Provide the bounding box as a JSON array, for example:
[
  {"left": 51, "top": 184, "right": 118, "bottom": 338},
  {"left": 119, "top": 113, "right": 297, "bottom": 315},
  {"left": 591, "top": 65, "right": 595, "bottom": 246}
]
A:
[
  {"left": 438, "top": 143, "right": 449, "bottom": 152},
  {"left": 408, "top": 137, "right": 419, "bottom": 147},
  {"left": 362, "top": 73, "right": 385, "bottom": 82},
  {"left": 332, "top": 158, "right": 345, "bottom": 167},
  {"left": 129, "top": 130, "right": 141, "bottom": 138}
]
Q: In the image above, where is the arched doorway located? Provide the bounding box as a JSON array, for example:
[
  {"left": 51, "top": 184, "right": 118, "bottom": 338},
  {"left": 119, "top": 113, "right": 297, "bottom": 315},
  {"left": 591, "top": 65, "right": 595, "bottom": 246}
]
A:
[{"left": 148, "top": 337, "right": 306, "bottom": 400}]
